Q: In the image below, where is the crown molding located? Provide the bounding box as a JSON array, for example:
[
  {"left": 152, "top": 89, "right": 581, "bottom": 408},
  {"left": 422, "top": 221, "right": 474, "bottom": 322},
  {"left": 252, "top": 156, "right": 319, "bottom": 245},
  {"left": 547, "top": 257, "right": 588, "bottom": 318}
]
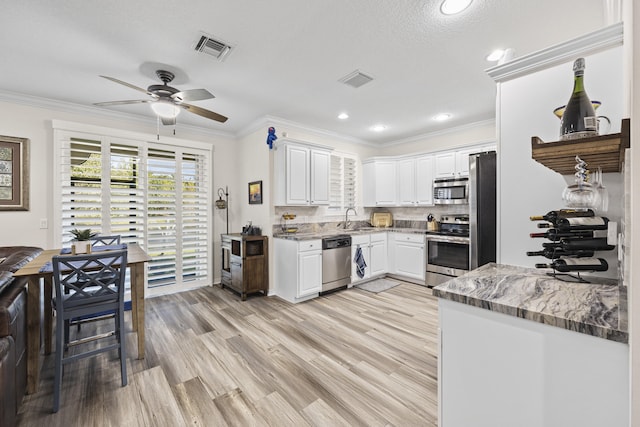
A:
[
  {"left": 238, "top": 114, "right": 375, "bottom": 146},
  {"left": 486, "top": 22, "right": 624, "bottom": 83},
  {"left": 0, "top": 89, "right": 236, "bottom": 140},
  {"left": 379, "top": 119, "right": 496, "bottom": 148}
]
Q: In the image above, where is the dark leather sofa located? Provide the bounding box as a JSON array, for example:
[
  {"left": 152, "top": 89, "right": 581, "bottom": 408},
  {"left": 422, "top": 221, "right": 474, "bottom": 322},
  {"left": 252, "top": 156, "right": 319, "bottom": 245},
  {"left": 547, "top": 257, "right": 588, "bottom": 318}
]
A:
[{"left": 0, "top": 246, "right": 42, "bottom": 427}]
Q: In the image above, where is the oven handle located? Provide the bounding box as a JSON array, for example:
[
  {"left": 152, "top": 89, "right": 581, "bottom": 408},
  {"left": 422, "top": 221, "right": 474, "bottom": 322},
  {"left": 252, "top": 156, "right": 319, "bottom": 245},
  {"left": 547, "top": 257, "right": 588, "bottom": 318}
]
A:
[{"left": 426, "top": 235, "right": 470, "bottom": 244}]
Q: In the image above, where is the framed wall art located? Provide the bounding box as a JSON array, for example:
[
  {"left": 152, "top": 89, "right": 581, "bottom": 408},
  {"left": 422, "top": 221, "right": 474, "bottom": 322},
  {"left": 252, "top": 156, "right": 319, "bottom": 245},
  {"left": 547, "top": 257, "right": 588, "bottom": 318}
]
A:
[
  {"left": 248, "top": 180, "right": 263, "bottom": 205},
  {"left": 0, "top": 135, "right": 29, "bottom": 211}
]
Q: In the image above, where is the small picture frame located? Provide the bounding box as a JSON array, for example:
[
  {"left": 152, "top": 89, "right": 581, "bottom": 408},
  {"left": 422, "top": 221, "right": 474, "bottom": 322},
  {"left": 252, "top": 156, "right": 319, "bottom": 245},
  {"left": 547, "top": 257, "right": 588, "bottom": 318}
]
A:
[
  {"left": 0, "top": 135, "right": 30, "bottom": 211},
  {"left": 248, "top": 180, "right": 263, "bottom": 205}
]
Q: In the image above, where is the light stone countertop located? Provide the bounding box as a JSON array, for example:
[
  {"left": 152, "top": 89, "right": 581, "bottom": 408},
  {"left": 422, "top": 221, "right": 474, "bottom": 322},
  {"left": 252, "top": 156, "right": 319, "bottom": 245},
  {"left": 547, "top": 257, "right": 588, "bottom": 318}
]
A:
[{"left": 432, "top": 263, "right": 627, "bottom": 343}]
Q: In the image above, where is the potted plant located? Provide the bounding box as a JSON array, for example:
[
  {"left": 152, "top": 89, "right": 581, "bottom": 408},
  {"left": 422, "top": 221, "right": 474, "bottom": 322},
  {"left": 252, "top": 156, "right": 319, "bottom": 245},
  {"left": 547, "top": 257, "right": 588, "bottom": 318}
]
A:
[{"left": 70, "top": 228, "right": 97, "bottom": 254}]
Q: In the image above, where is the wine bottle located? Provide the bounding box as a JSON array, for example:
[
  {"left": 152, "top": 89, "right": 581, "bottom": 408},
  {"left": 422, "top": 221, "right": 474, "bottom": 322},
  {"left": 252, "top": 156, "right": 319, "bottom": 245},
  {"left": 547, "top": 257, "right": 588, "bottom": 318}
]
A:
[
  {"left": 559, "top": 58, "right": 598, "bottom": 140},
  {"left": 529, "top": 209, "right": 594, "bottom": 222},
  {"left": 541, "top": 216, "right": 609, "bottom": 231},
  {"left": 529, "top": 229, "right": 594, "bottom": 241},
  {"left": 526, "top": 248, "right": 595, "bottom": 259},
  {"left": 535, "top": 257, "right": 608, "bottom": 272},
  {"left": 542, "top": 237, "right": 615, "bottom": 251}
]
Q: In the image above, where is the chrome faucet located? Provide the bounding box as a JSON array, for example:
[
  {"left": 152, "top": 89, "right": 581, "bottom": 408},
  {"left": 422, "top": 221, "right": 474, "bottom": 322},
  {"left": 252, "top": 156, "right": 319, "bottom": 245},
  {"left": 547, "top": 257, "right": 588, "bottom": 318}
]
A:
[{"left": 344, "top": 207, "right": 357, "bottom": 229}]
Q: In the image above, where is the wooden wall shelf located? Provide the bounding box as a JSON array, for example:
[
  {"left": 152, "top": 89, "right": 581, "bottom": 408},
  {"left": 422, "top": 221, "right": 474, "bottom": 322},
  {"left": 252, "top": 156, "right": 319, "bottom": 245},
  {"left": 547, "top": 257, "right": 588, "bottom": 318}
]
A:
[{"left": 531, "top": 118, "right": 630, "bottom": 175}]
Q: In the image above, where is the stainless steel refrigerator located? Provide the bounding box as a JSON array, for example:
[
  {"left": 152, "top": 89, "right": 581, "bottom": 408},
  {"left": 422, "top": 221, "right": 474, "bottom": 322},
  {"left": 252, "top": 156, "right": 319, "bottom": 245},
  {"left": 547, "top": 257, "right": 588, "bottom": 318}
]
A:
[{"left": 469, "top": 150, "right": 497, "bottom": 269}]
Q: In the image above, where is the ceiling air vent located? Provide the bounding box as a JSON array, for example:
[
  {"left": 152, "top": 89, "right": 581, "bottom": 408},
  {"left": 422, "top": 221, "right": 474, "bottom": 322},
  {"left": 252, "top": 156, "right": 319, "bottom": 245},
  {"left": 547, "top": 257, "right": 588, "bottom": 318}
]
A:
[
  {"left": 194, "top": 33, "right": 233, "bottom": 61},
  {"left": 339, "top": 70, "right": 374, "bottom": 88}
]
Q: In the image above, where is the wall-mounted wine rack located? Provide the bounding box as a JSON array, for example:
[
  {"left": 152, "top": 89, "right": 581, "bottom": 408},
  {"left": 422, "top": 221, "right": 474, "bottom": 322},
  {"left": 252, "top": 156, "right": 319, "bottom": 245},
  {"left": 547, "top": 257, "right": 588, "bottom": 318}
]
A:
[
  {"left": 531, "top": 118, "right": 630, "bottom": 175},
  {"left": 528, "top": 212, "right": 615, "bottom": 283}
]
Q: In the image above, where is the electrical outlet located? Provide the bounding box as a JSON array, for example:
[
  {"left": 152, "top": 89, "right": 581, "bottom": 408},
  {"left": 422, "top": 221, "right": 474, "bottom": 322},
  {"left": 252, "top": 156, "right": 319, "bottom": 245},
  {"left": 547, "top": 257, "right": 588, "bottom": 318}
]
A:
[{"left": 39, "top": 218, "right": 48, "bottom": 229}]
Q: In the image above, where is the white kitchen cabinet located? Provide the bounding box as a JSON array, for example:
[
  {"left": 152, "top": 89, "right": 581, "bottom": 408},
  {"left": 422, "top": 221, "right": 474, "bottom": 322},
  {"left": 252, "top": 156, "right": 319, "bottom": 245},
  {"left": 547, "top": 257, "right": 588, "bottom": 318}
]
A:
[
  {"left": 274, "top": 238, "right": 322, "bottom": 303},
  {"left": 310, "top": 149, "right": 330, "bottom": 205},
  {"left": 388, "top": 233, "right": 425, "bottom": 281},
  {"left": 351, "top": 233, "right": 387, "bottom": 284},
  {"left": 298, "top": 248, "right": 322, "bottom": 297},
  {"left": 396, "top": 155, "right": 434, "bottom": 206},
  {"left": 415, "top": 155, "right": 434, "bottom": 205},
  {"left": 397, "top": 158, "right": 416, "bottom": 206},
  {"left": 435, "top": 147, "right": 485, "bottom": 179},
  {"left": 455, "top": 147, "right": 480, "bottom": 177},
  {"left": 274, "top": 140, "right": 331, "bottom": 206},
  {"left": 369, "top": 234, "right": 388, "bottom": 276},
  {"left": 434, "top": 152, "right": 456, "bottom": 178},
  {"left": 363, "top": 160, "right": 397, "bottom": 206},
  {"left": 285, "top": 144, "right": 310, "bottom": 205}
]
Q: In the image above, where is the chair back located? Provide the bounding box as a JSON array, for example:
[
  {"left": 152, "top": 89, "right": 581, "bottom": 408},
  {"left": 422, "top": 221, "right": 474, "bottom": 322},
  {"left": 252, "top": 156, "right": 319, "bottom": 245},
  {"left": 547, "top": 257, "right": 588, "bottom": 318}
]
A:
[
  {"left": 52, "top": 250, "right": 127, "bottom": 313},
  {"left": 89, "top": 235, "right": 121, "bottom": 246}
]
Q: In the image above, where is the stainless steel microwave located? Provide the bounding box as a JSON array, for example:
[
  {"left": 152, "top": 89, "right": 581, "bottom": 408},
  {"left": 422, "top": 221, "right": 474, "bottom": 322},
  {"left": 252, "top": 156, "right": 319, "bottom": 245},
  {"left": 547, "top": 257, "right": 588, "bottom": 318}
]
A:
[{"left": 433, "top": 177, "right": 469, "bottom": 204}]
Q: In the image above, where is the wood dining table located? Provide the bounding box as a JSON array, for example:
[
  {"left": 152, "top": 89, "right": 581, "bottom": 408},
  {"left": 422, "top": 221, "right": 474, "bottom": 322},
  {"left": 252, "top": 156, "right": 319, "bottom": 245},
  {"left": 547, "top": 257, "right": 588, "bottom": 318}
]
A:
[{"left": 13, "top": 243, "right": 151, "bottom": 393}]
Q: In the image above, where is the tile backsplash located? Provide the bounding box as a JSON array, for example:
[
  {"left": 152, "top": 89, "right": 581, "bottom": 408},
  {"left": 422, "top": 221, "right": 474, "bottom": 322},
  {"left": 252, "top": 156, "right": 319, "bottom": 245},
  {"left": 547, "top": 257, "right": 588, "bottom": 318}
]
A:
[{"left": 273, "top": 204, "right": 469, "bottom": 234}]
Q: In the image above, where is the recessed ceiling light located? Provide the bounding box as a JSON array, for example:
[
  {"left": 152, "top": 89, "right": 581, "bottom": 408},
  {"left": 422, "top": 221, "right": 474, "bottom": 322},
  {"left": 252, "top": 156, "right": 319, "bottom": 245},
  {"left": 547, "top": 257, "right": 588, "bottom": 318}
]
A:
[
  {"left": 338, "top": 112, "right": 349, "bottom": 120},
  {"left": 486, "top": 49, "right": 505, "bottom": 62},
  {"left": 371, "top": 124, "right": 387, "bottom": 132},
  {"left": 433, "top": 113, "right": 451, "bottom": 122},
  {"left": 440, "top": 0, "right": 473, "bottom": 15}
]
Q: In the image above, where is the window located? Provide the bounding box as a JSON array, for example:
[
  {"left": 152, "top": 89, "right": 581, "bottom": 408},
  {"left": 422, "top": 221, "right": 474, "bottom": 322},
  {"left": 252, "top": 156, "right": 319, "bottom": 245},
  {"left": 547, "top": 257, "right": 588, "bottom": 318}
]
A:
[
  {"left": 55, "top": 125, "right": 212, "bottom": 296},
  {"left": 329, "top": 153, "right": 357, "bottom": 210}
]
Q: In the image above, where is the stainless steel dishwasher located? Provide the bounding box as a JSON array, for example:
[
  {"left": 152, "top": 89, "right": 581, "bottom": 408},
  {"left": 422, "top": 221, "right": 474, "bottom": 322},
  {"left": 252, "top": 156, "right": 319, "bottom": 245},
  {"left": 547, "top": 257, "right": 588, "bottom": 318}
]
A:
[{"left": 321, "top": 235, "right": 352, "bottom": 292}]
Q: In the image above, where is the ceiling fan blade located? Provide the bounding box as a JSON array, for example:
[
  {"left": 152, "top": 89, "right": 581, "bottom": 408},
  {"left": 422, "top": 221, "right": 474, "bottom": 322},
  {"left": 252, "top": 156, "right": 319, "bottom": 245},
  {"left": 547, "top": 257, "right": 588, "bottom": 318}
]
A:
[
  {"left": 180, "top": 103, "right": 228, "bottom": 123},
  {"left": 172, "top": 88, "right": 214, "bottom": 102},
  {"left": 93, "top": 99, "right": 151, "bottom": 106},
  {"left": 99, "top": 75, "right": 155, "bottom": 96},
  {"left": 161, "top": 116, "right": 176, "bottom": 126}
]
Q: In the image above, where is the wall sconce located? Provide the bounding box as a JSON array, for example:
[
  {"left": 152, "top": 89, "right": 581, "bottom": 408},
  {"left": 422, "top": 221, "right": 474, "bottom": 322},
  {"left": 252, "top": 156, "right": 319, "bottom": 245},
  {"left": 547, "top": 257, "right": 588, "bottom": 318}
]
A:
[{"left": 216, "top": 186, "right": 229, "bottom": 234}]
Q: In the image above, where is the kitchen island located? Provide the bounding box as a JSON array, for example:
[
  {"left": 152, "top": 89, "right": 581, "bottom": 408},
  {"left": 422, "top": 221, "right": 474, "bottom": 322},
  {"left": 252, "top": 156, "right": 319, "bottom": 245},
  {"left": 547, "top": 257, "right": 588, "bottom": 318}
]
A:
[{"left": 433, "top": 263, "right": 628, "bottom": 427}]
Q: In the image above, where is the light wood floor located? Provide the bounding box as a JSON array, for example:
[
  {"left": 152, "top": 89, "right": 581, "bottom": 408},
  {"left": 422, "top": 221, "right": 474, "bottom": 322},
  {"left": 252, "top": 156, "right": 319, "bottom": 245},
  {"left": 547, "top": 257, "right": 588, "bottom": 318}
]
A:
[{"left": 17, "top": 281, "right": 439, "bottom": 427}]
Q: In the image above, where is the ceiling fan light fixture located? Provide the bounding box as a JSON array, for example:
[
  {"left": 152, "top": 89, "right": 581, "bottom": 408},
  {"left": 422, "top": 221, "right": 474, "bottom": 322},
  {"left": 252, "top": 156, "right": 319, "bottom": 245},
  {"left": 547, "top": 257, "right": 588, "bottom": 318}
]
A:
[{"left": 151, "top": 100, "right": 181, "bottom": 118}]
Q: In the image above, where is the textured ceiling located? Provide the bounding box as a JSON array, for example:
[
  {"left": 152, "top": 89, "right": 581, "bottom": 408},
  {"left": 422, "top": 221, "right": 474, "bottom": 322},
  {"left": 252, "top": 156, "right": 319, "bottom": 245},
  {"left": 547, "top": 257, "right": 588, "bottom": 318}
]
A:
[{"left": 0, "top": 0, "right": 607, "bottom": 144}]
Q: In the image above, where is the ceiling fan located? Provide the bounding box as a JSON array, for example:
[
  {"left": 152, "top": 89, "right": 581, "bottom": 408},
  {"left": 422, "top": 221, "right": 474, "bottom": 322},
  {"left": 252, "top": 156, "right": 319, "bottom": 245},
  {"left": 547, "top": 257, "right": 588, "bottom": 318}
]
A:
[{"left": 94, "top": 69, "right": 228, "bottom": 125}]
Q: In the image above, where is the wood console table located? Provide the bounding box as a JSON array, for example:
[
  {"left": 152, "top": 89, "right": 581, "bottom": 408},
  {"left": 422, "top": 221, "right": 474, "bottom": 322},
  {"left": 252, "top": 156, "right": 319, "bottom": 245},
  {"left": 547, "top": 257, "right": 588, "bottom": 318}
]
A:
[{"left": 222, "top": 234, "right": 269, "bottom": 300}]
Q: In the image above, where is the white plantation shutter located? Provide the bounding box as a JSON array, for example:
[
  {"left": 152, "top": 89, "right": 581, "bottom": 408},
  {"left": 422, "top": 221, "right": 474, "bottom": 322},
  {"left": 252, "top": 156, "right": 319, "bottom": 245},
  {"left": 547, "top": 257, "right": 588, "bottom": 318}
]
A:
[
  {"left": 343, "top": 156, "right": 356, "bottom": 208},
  {"left": 180, "top": 152, "right": 209, "bottom": 282},
  {"left": 61, "top": 137, "right": 145, "bottom": 244},
  {"left": 147, "top": 147, "right": 210, "bottom": 288},
  {"left": 329, "top": 153, "right": 357, "bottom": 209},
  {"left": 147, "top": 147, "right": 178, "bottom": 287},
  {"left": 57, "top": 128, "right": 211, "bottom": 294}
]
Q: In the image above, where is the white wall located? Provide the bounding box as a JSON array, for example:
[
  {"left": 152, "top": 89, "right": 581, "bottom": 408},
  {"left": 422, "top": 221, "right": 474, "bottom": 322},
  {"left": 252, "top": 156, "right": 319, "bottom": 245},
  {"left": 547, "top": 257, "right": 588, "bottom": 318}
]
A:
[{"left": 498, "top": 46, "right": 624, "bottom": 276}]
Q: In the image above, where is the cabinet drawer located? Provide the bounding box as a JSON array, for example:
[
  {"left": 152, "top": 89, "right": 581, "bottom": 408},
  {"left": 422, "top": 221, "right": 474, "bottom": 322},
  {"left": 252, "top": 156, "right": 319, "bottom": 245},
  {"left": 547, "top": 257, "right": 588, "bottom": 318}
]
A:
[
  {"left": 393, "top": 233, "right": 424, "bottom": 244},
  {"left": 352, "top": 235, "right": 370, "bottom": 246},
  {"left": 298, "top": 240, "right": 322, "bottom": 252},
  {"left": 370, "top": 233, "right": 387, "bottom": 243}
]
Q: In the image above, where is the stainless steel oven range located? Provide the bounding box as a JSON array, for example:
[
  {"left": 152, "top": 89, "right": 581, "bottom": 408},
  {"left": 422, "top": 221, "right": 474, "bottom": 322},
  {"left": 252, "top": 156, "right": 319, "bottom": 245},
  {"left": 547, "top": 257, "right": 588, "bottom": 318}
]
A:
[{"left": 426, "top": 215, "right": 470, "bottom": 286}]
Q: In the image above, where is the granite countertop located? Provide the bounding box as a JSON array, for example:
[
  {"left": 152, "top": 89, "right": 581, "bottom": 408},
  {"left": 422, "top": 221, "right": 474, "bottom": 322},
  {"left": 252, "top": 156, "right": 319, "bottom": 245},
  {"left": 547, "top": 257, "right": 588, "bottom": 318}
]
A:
[
  {"left": 273, "top": 227, "right": 433, "bottom": 241},
  {"left": 432, "top": 263, "right": 628, "bottom": 343}
]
